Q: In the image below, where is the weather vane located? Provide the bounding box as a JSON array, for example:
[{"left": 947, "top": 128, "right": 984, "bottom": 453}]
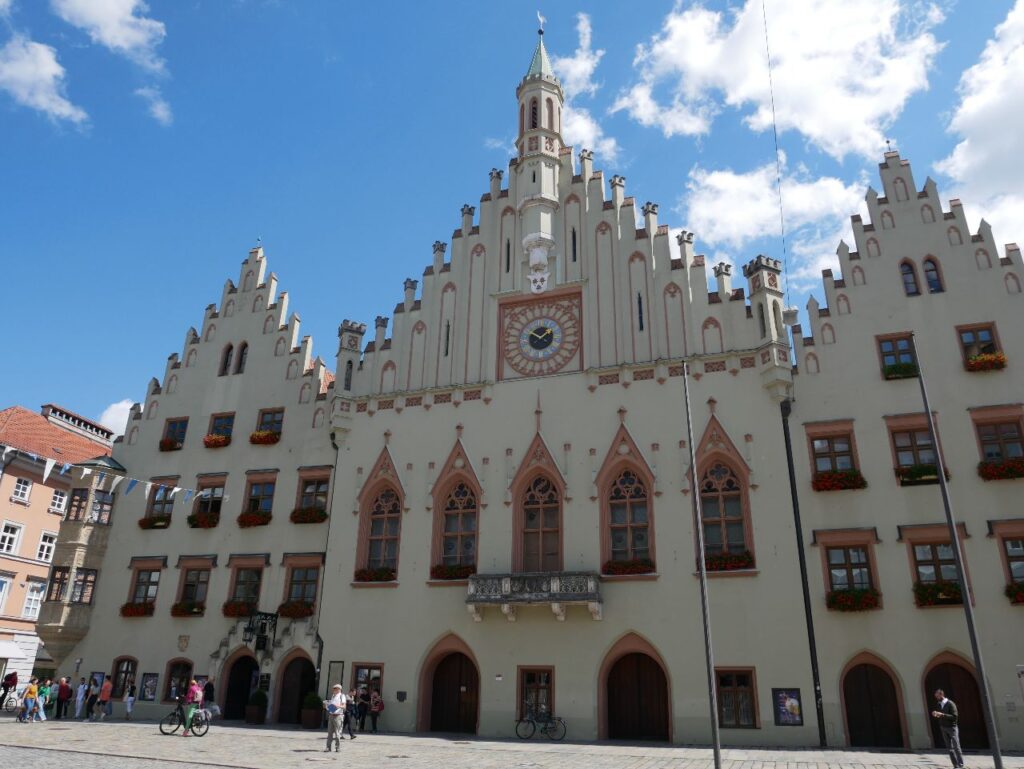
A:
[{"left": 537, "top": 11, "right": 546, "bottom": 34}]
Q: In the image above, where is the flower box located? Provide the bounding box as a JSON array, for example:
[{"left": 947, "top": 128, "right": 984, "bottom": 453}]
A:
[
  {"left": 354, "top": 567, "right": 396, "bottom": 582},
  {"left": 277, "top": 599, "right": 315, "bottom": 619},
  {"left": 187, "top": 511, "right": 220, "bottom": 529},
  {"left": 883, "top": 362, "right": 919, "bottom": 380},
  {"left": 222, "top": 600, "right": 257, "bottom": 618},
  {"left": 159, "top": 438, "right": 183, "bottom": 452},
  {"left": 812, "top": 469, "right": 867, "bottom": 492},
  {"left": 602, "top": 558, "right": 656, "bottom": 576},
  {"left": 171, "top": 601, "right": 206, "bottom": 617},
  {"left": 120, "top": 601, "right": 155, "bottom": 618},
  {"left": 913, "top": 580, "right": 963, "bottom": 607},
  {"left": 977, "top": 458, "right": 1024, "bottom": 481},
  {"left": 430, "top": 564, "right": 476, "bottom": 580},
  {"left": 249, "top": 430, "right": 281, "bottom": 445},
  {"left": 826, "top": 587, "right": 881, "bottom": 611},
  {"left": 965, "top": 352, "right": 1007, "bottom": 372},
  {"left": 895, "top": 464, "right": 949, "bottom": 486},
  {"left": 203, "top": 433, "right": 231, "bottom": 449},
  {"left": 705, "top": 550, "right": 754, "bottom": 572},
  {"left": 290, "top": 507, "right": 328, "bottom": 524},
  {"left": 138, "top": 514, "right": 172, "bottom": 530},
  {"left": 1005, "top": 583, "right": 1024, "bottom": 605},
  {"left": 238, "top": 511, "right": 272, "bottom": 528}
]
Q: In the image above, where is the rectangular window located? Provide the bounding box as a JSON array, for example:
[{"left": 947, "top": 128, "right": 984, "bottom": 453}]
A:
[
  {"left": 209, "top": 413, "right": 235, "bottom": 437},
  {"left": 131, "top": 569, "right": 161, "bottom": 603},
  {"left": 163, "top": 417, "right": 188, "bottom": 445},
  {"left": 298, "top": 478, "right": 329, "bottom": 511},
  {"left": 520, "top": 668, "right": 553, "bottom": 719},
  {"left": 877, "top": 334, "right": 917, "bottom": 378},
  {"left": 913, "top": 543, "right": 959, "bottom": 585},
  {"left": 812, "top": 435, "right": 855, "bottom": 473},
  {"left": 717, "top": 670, "right": 757, "bottom": 728},
  {"left": 181, "top": 569, "right": 210, "bottom": 603},
  {"left": 47, "top": 566, "right": 70, "bottom": 601},
  {"left": 977, "top": 421, "right": 1023, "bottom": 461},
  {"left": 257, "top": 408, "right": 284, "bottom": 434},
  {"left": 351, "top": 664, "right": 383, "bottom": 696},
  {"left": 147, "top": 486, "right": 174, "bottom": 517},
  {"left": 958, "top": 323, "right": 999, "bottom": 361},
  {"left": 1005, "top": 539, "right": 1024, "bottom": 584},
  {"left": 70, "top": 568, "right": 98, "bottom": 604},
  {"left": 195, "top": 484, "right": 224, "bottom": 515},
  {"left": 826, "top": 546, "right": 872, "bottom": 590},
  {"left": 11, "top": 477, "right": 32, "bottom": 502},
  {"left": 37, "top": 532, "right": 57, "bottom": 562},
  {"left": 892, "top": 429, "right": 936, "bottom": 467},
  {"left": 232, "top": 568, "right": 262, "bottom": 602},
  {"left": 22, "top": 582, "right": 45, "bottom": 619},
  {"left": 90, "top": 491, "right": 115, "bottom": 524},
  {"left": 287, "top": 567, "right": 319, "bottom": 603},
  {"left": 0, "top": 523, "right": 22, "bottom": 554},
  {"left": 246, "top": 481, "right": 275, "bottom": 514},
  {"left": 66, "top": 489, "right": 89, "bottom": 521},
  {"left": 49, "top": 489, "right": 67, "bottom": 513}
]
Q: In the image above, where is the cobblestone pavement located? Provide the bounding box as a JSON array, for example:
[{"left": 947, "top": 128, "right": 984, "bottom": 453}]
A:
[{"left": 0, "top": 719, "right": 1020, "bottom": 769}]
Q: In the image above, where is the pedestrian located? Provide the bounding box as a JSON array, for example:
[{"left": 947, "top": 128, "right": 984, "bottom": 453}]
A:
[
  {"left": 56, "top": 677, "right": 73, "bottom": 719},
  {"left": 85, "top": 678, "right": 99, "bottom": 721},
  {"left": 1, "top": 670, "right": 17, "bottom": 709},
  {"left": 324, "top": 684, "right": 346, "bottom": 752},
  {"left": 97, "top": 675, "right": 113, "bottom": 720},
  {"left": 35, "top": 679, "right": 50, "bottom": 721},
  {"left": 75, "top": 677, "right": 87, "bottom": 719},
  {"left": 346, "top": 689, "right": 359, "bottom": 733},
  {"left": 931, "top": 688, "right": 964, "bottom": 768},
  {"left": 357, "top": 686, "right": 370, "bottom": 731},
  {"left": 369, "top": 690, "right": 384, "bottom": 733},
  {"left": 182, "top": 678, "right": 203, "bottom": 737},
  {"left": 21, "top": 678, "right": 38, "bottom": 723},
  {"left": 124, "top": 678, "right": 136, "bottom": 721}
]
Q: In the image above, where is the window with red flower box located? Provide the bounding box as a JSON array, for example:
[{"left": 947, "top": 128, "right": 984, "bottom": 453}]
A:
[
  {"left": 805, "top": 420, "right": 866, "bottom": 492},
  {"left": 957, "top": 323, "right": 1004, "bottom": 371},
  {"left": 971, "top": 405, "right": 1024, "bottom": 480},
  {"left": 814, "top": 528, "right": 882, "bottom": 610},
  {"left": 161, "top": 417, "right": 188, "bottom": 451}
]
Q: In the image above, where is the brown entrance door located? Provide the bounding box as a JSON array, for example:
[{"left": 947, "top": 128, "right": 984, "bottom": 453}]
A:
[
  {"left": 606, "top": 652, "right": 669, "bottom": 741},
  {"left": 278, "top": 657, "right": 316, "bottom": 724},
  {"left": 430, "top": 652, "right": 479, "bottom": 733},
  {"left": 925, "top": 663, "right": 989, "bottom": 749},
  {"left": 224, "top": 656, "right": 258, "bottom": 720},
  {"left": 843, "top": 664, "right": 904, "bottom": 747}
]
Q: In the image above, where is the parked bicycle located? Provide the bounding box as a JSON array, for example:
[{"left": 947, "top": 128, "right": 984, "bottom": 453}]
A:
[
  {"left": 159, "top": 697, "right": 210, "bottom": 736},
  {"left": 514, "top": 701, "right": 566, "bottom": 740}
]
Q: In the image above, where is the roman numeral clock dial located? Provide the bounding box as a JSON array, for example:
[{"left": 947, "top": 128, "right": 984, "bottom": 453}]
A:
[{"left": 500, "top": 294, "right": 582, "bottom": 378}]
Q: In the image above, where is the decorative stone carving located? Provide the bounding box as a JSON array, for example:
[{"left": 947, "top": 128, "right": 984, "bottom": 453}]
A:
[{"left": 466, "top": 571, "right": 602, "bottom": 621}]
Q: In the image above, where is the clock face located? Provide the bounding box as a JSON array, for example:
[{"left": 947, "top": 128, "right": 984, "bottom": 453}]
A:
[{"left": 501, "top": 294, "right": 582, "bottom": 378}]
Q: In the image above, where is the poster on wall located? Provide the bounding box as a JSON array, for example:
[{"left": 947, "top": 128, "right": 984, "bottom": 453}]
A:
[
  {"left": 90, "top": 671, "right": 105, "bottom": 688},
  {"left": 772, "top": 688, "right": 803, "bottom": 726},
  {"left": 140, "top": 673, "right": 159, "bottom": 702}
]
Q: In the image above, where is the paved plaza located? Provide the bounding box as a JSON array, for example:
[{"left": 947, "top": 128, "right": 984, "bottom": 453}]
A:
[{"left": 0, "top": 719, "right": 1020, "bottom": 769}]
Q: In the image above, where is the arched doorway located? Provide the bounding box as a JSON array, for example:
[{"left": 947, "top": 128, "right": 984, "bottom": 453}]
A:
[
  {"left": 606, "top": 652, "right": 669, "bottom": 740},
  {"left": 278, "top": 656, "right": 316, "bottom": 724},
  {"left": 224, "top": 656, "right": 259, "bottom": 720},
  {"left": 429, "top": 652, "right": 479, "bottom": 733},
  {"left": 843, "top": 663, "right": 904, "bottom": 747},
  {"left": 925, "top": 662, "right": 989, "bottom": 749}
]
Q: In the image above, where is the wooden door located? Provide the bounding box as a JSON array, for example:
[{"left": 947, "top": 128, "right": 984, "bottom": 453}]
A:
[
  {"left": 430, "top": 653, "right": 479, "bottom": 733},
  {"left": 224, "top": 657, "right": 258, "bottom": 720},
  {"left": 925, "top": 663, "right": 989, "bottom": 749},
  {"left": 277, "top": 658, "right": 316, "bottom": 724},
  {"left": 843, "top": 664, "right": 904, "bottom": 747},
  {"left": 606, "top": 652, "right": 669, "bottom": 741}
]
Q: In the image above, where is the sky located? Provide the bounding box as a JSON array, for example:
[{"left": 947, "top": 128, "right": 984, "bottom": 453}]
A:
[{"left": 1, "top": 0, "right": 1022, "bottom": 435}]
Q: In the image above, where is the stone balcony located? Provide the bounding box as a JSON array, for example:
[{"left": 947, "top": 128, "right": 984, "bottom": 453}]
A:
[
  {"left": 36, "top": 602, "right": 94, "bottom": 664},
  {"left": 466, "top": 571, "right": 602, "bottom": 622}
]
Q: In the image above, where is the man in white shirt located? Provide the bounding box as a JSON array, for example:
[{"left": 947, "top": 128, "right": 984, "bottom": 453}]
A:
[
  {"left": 74, "top": 678, "right": 88, "bottom": 719},
  {"left": 324, "top": 684, "right": 352, "bottom": 752}
]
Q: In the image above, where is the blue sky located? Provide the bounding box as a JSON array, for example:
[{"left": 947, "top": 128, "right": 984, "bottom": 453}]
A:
[{"left": 1, "top": 1, "right": 1021, "bottom": 432}]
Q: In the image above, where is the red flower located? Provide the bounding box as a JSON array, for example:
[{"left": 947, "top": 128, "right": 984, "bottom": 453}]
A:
[
  {"left": 187, "top": 511, "right": 220, "bottom": 529},
  {"left": 221, "top": 600, "right": 257, "bottom": 617},
  {"left": 120, "top": 601, "right": 155, "bottom": 618},
  {"left": 978, "top": 458, "right": 1024, "bottom": 481},
  {"left": 289, "top": 507, "right": 328, "bottom": 524},
  {"left": 965, "top": 352, "right": 1007, "bottom": 372},
  {"left": 812, "top": 470, "right": 867, "bottom": 492},
  {"left": 277, "top": 600, "right": 315, "bottom": 618},
  {"left": 158, "top": 438, "right": 182, "bottom": 452},
  {"left": 203, "top": 433, "right": 231, "bottom": 448},
  {"left": 704, "top": 551, "right": 754, "bottom": 571},
  {"left": 602, "top": 558, "right": 656, "bottom": 575},
  {"left": 249, "top": 430, "right": 281, "bottom": 445},
  {"left": 170, "top": 601, "right": 205, "bottom": 617},
  {"left": 237, "top": 511, "right": 272, "bottom": 528},
  {"left": 826, "top": 588, "right": 881, "bottom": 611}
]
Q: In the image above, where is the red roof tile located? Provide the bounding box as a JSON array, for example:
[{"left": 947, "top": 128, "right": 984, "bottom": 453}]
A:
[{"left": 0, "top": 406, "right": 111, "bottom": 464}]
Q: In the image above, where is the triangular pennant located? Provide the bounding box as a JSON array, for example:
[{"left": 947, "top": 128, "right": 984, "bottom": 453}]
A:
[
  {"left": 169, "top": 486, "right": 182, "bottom": 499},
  {"left": 183, "top": 489, "right": 194, "bottom": 504},
  {"left": 1, "top": 446, "right": 13, "bottom": 461},
  {"left": 125, "top": 479, "right": 139, "bottom": 496},
  {"left": 108, "top": 476, "right": 124, "bottom": 492},
  {"left": 143, "top": 482, "right": 153, "bottom": 498},
  {"left": 42, "top": 458, "right": 56, "bottom": 483},
  {"left": 79, "top": 468, "right": 92, "bottom": 479},
  {"left": 96, "top": 471, "right": 106, "bottom": 485},
  {"left": 60, "top": 463, "right": 71, "bottom": 475}
]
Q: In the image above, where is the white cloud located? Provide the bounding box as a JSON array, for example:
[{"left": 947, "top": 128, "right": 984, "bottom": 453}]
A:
[
  {"left": 551, "top": 13, "right": 620, "bottom": 163},
  {"left": 51, "top": 0, "right": 166, "bottom": 72},
  {"left": 0, "top": 0, "right": 13, "bottom": 16},
  {"left": 0, "top": 35, "right": 87, "bottom": 123},
  {"left": 98, "top": 398, "right": 133, "bottom": 435},
  {"left": 613, "top": 0, "right": 944, "bottom": 161},
  {"left": 135, "top": 85, "right": 171, "bottom": 125},
  {"left": 935, "top": 0, "right": 1024, "bottom": 245}
]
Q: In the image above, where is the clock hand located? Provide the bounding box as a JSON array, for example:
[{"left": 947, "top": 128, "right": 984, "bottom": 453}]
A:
[{"left": 530, "top": 327, "right": 552, "bottom": 342}]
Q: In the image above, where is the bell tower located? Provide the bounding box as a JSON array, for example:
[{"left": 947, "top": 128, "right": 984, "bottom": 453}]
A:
[{"left": 516, "top": 25, "right": 564, "bottom": 294}]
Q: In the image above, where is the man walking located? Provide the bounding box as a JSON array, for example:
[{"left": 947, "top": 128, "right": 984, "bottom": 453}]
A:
[
  {"left": 74, "top": 677, "right": 87, "bottom": 719},
  {"left": 0, "top": 670, "right": 16, "bottom": 709},
  {"left": 56, "top": 677, "right": 72, "bottom": 719},
  {"left": 97, "top": 675, "right": 113, "bottom": 720},
  {"left": 932, "top": 688, "right": 964, "bottom": 768}
]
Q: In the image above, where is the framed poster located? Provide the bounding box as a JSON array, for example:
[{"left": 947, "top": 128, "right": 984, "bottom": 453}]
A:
[
  {"left": 140, "top": 673, "right": 159, "bottom": 702},
  {"left": 772, "top": 688, "right": 803, "bottom": 726},
  {"left": 90, "top": 671, "right": 105, "bottom": 688}
]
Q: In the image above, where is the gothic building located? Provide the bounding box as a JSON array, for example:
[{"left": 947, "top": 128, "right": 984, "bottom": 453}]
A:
[{"left": 38, "top": 31, "right": 1024, "bottom": 748}]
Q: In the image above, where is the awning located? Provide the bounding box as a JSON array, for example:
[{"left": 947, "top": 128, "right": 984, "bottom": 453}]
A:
[{"left": 0, "top": 640, "right": 25, "bottom": 660}]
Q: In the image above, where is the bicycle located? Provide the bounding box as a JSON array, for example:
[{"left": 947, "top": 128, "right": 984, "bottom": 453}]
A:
[
  {"left": 514, "top": 701, "right": 566, "bottom": 740},
  {"left": 158, "top": 698, "right": 210, "bottom": 736}
]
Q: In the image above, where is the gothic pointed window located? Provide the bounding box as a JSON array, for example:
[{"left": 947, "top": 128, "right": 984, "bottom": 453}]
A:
[
  {"left": 235, "top": 342, "right": 248, "bottom": 374},
  {"left": 440, "top": 483, "right": 477, "bottom": 568},
  {"left": 637, "top": 294, "right": 645, "bottom": 332},
  {"left": 366, "top": 487, "right": 401, "bottom": 571},
  {"left": 444, "top": 321, "right": 451, "bottom": 357},
  {"left": 521, "top": 475, "right": 560, "bottom": 571},
  {"left": 505, "top": 240, "right": 511, "bottom": 274},
  {"left": 900, "top": 262, "right": 920, "bottom": 296},
  {"left": 219, "top": 345, "right": 233, "bottom": 376},
  {"left": 530, "top": 98, "right": 538, "bottom": 129},
  {"left": 608, "top": 470, "right": 649, "bottom": 564},
  {"left": 700, "top": 462, "right": 751, "bottom": 565},
  {"left": 546, "top": 98, "right": 553, "bottom": 130},
  {"left": 344, "top": 360, "right": 353, "bottom": 391},
  {"left": 923, "top": 258, "right": 943, "bottom": 293},
  {"left": 571, "top": 228, "right": 577, "bottom": 262}
]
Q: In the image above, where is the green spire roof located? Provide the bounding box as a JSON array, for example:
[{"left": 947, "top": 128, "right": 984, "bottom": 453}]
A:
[{"left": 526, "top": 33, "right": 554, "bottom": 78}]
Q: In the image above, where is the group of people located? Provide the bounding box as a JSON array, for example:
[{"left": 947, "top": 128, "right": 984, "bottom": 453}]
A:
[
  {"left": 323, "top": 685, "right": 384, "bottom": 751},
  {"left": 0, "top": 671, "right": 137, "bottom": 723}
]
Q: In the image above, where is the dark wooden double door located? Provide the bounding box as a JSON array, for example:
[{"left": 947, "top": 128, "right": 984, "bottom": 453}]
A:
[
  {"left": 843, "top": 664, "right": 904, "bottom": 748},
  {"left": 224, "top": 656, "right": 259, "bottom": 720},
  {"left": 278, "top": 658, "right": 316, "bottom": 724},
  {"left": 607, "top": 652, "right": 669, "bottom": 741},
  {"left": 925, "top": 664, "right": 989, "bottom": 749},
  {"left": 430, "top": 652, "right": 479, "bottom": 734}
]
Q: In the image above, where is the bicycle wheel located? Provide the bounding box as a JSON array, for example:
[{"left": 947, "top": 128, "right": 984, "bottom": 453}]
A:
[
  {"left": 545, "top": 718, "right": 566, "bottom": 740},
  {"left": 159, "top": 711, "right": 181, "bottom": 734},
  {"left": 4, "top": 697, "right": 17, "bottom": 713},
  {"left": 190, "top": 712, "right": 209, "bottom": 737},
  {"left": 515, "top": 718, "right": 536, "bottom": 739}
]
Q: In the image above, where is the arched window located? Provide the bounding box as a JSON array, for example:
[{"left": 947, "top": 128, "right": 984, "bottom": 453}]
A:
[
  {"left": 164, "top": 659, "right": 192, "bottom": 702},
  {"left": 299, "top": 383, "right": 312, "bottom": 404},
  {"left": 821, "top": 323, "right": 836, "bottom": 344},
  {"left": 893, "top": 177, "right": 909, "bottom": 202},
  {"left": 608, "top": 470, "right": 649, "bottom": 564},
  {"left": 1006, "top": 273, "right": 1022, "bottom": 295},
  {"left": 699, "top": 462, "right": 748, "bottom": 562},
  {"left": 344, "top": 360, "right": 353, "bottom": 391},
  {"left": 234, "top": 342, "right": 248, "bottom": 374},
  {"left": 571, "top": 228, "right": 577, "bottom": 262},
  {"left": 128, "top": 426, "right": 139, "bottom": 445},
  {"left": 923, "top": 258, "right": 943, "bottom": 293},
  {"left": 836, "top": 295, "right": 851, "bottom": 315},
  {"left": 852, "top": 266, "right": 866, "bottom": 285},
  {"left": 219, "top": 344, "right": 233, "bottom": 376},
  {"left": 881, "top": 211, "right": 895, "bottom": 230},
  {"left": 522, "top": 476, "right": 560, "bottom": 571},
  {"left": 505, "top": 240, "right": 511, "bottom": 273},
  {"left": 166, "top": 375, "right": 177, "bottom": 394},
  {"left": 243, "top": 271, "right": 254, "bottom": 291},
  {"left": 948, "top": 226, "right": 963, "bottom": 246},
  {"left": 366, "top": 487, "right": 401, "bottom": 571},
  {"left": 530, "top": 98, "right": 538, "bottom": 129},
  {"left": 111, "top": 657, "right": 137, "bottom": 699},
  {"left": 204, "top": 324, "right": 216, "bottom": 342},
  {"left": 637, "top": 294, "right": 645, "bottom": 332},
  {"left": 263, "top": 316, "right": 275, "bottom": 334},
  {"left": 444, "top": 321, "right": 451, "bottom": 357},
  {"left": 185, "top": 349, "right": 197, "bottom": 367},
  {"left": 757, "top": 304, "right": 767, "bottom": 338},
  {"left": 804, "top": 353, "right": 820, "bottom": 374},
  {"left": 275, "top": 337, "right": 286, "bottom": 356},
  {"left": 900, "top": 262, "right": 920, "bottom": 296},
  {"left": 866, "top": 238, "right": 880, "bottom": 258},
  {"left": 976, "top": 249, "right": 992, "bottom": 270},
  {"left": 773, "top": 301, "right": 784, "bottom": 336},
  {"left": 440, "top": 482, "right": 477, "bottom": 568},
  {"left": 287, "top": 359, "right": 299, "bottom": 380},
  {"left": 546, "top": 98, "right": 554, "bottom": 129},
  {"left": 224, "top": 300, "right": 235, "bottom": 317},
  {"left": 921, "top": 205, "right": 935, "bottom": 223}
]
